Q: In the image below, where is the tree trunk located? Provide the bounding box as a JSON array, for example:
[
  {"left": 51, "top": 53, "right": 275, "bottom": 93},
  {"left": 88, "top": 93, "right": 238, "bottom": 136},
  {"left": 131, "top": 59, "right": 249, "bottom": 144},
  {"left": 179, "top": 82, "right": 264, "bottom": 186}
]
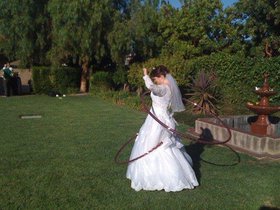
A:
[
  {"left": 265, "top": 41, "right": 272, "bottom": 58},
  {"left": 80, "top": 56, "right": 90, "bottom": 93},
  {"left": 123, "top": 83, "right": 129, "bottom": 92},
  {"left": 136, "top": 86, "right": 143, "bottom": 96}
]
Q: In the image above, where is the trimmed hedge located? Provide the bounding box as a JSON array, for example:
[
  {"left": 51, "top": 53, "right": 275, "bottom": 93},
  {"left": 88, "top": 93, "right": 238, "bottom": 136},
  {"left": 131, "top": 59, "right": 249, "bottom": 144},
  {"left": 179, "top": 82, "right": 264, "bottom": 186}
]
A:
[
  {"left": 128, "top": 56, "right": 191, "bottom": 88},
  {"left": 128, "top": 53, "right": 280, "bottom": 105},
  {"left": 191, "top": 53, "right": 280, "bottom": 104},
  {"left": 32, "top": 66, "right": 80, "bottom": 94},
  {"left": 32, "top": 66, "right": 53, "bottom": 94}
]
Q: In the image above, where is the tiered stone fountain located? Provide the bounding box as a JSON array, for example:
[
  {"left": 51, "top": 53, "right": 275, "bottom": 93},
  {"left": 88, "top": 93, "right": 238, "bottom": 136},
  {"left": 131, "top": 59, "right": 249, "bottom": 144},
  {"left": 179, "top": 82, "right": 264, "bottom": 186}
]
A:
[
  {"left": 246, "top": 73, "right": 280, "bottom": 135},
  {"left": 189, "top": 73, "right": 280, "bottom": 159}
]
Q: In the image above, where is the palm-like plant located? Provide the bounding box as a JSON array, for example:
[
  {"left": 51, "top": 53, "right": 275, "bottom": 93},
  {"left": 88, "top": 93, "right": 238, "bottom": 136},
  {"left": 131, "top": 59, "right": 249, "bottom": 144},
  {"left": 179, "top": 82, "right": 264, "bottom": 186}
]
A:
[{"left": 185, "top": 70, "right": 219, "bottom": 115}]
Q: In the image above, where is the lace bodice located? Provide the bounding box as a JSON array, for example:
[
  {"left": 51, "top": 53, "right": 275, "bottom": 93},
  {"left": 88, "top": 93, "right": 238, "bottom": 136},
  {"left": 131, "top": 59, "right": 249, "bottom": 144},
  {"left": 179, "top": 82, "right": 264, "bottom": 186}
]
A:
[{"left": 143, "top": 75, "right": 172, "bottom": 111}]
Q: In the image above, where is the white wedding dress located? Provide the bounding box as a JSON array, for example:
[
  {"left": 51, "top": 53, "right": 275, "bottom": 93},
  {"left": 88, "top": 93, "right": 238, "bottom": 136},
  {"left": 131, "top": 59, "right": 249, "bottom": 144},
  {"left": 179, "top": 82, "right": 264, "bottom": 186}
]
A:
[{"left": 126, "top": 75, "right": 199, "bottom": 192}]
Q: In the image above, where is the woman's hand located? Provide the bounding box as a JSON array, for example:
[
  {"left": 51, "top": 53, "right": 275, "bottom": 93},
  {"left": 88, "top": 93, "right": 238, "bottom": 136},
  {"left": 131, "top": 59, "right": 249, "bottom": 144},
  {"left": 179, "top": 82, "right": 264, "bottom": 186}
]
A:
[{"left": 143, "top": 68, "right": 148, "bottom": 76}]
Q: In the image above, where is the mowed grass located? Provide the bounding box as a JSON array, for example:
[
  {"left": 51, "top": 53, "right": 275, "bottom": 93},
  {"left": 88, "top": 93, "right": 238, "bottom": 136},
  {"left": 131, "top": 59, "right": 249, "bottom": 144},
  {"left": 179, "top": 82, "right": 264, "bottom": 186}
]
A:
[{"left": 0, "top": 95, "right": 279, "bottom": 210}]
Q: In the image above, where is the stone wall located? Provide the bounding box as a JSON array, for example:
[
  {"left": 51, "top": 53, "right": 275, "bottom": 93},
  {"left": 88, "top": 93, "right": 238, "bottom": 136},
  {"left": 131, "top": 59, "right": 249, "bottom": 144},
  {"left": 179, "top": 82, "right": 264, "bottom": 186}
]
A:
[
  {"left": 16, "top": 68, "right": 32, "bottom": 94},
  {"left": 194, "top": 116, "right": 280, "bottom": 159}
]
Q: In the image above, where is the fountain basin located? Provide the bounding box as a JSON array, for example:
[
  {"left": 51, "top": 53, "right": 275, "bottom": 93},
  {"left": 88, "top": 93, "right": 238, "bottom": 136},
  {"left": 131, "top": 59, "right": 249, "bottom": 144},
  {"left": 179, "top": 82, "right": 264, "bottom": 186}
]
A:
[
  {"left": 188, "top": 115, "right": 280, "bottom": 159},
  {"left": 246, "top": 102, "right": 280, "bottom": 115},
  {"left": 254, "top": 89, "right": 277, "bottom": 97}
]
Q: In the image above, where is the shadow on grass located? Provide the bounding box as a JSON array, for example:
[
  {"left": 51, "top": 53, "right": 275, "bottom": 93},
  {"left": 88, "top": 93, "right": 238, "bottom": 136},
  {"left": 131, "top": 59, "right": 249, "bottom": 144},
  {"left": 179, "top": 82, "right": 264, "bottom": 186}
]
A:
[
  {"left": 259, "top": 206, "right": 280, "bottom": 210},
  {"left": 185, "top": 127, "right": 241, "bottom": 183}
]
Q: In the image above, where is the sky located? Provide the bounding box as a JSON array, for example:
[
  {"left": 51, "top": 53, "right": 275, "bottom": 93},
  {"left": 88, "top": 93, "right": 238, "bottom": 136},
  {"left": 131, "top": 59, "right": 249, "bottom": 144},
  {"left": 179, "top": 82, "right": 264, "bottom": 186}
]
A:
[{"left": 169, "top": 0, "right": 238, "bottom": 9}]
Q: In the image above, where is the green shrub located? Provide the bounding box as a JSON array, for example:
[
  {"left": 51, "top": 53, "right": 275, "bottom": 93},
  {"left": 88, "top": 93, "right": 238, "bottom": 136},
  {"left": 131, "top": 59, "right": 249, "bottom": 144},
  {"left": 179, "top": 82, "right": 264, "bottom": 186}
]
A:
[
  {"left": 52, "top": 67, "right": 81, "bottom": 93},
  {"left": 128, "top": 55, "right": 191, "bottom": 89},
  {"left": 112, "top": 67, "right": 128, "bottom": 89},
  {"left": 127, "top": 53, "right": 280, "bottom": 114},
  {"left": 32, "top": 66, "right": 53, "bottom": 94},
  {"left": 90, "top": 71, "right": 113, "bottom": 91},
  {"left": 32, "top": 66, "right": 80, "bottom": 94},
  {"left": 190, "top": 53, "right": 280, "bottom": 105}
]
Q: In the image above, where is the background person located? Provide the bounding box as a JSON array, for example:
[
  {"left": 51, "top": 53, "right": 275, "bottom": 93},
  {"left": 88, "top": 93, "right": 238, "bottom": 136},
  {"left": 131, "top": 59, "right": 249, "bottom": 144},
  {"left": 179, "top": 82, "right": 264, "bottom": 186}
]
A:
[{"left": 1, "top": 63, "right": 14, "bottom": 96}]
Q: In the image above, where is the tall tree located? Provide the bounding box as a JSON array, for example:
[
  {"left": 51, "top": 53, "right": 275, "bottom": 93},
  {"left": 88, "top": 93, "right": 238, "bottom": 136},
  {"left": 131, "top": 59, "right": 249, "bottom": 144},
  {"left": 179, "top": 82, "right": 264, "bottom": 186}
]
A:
[
  {"left": 108, "top": 0, "right": 163, "bottom": 66},
  {"left": 48, "top": 0, "right": 115, "bottom": 92},
  {"left": 159, "top": 0, "right": 230, "bottom": 59},
  {"left": 0, "top": 0, "right": 50, "bottom": 66},
  {"left": 233, "top": 0, "right": 280, "bottom": 57}
]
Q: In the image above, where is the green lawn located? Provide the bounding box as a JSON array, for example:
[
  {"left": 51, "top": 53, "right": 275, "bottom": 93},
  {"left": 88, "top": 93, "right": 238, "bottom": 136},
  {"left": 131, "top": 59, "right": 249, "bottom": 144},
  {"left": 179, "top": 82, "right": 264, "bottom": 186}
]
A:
[{"left": 0, "top": 95, "right": 279, "bottom": 210}]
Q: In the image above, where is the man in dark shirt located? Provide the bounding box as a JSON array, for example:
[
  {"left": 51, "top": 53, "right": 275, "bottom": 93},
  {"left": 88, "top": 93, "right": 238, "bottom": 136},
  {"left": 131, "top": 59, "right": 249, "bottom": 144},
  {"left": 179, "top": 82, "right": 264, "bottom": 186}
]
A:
[{"left": 1, "top": 63, "right": 13, "bottom": 96}]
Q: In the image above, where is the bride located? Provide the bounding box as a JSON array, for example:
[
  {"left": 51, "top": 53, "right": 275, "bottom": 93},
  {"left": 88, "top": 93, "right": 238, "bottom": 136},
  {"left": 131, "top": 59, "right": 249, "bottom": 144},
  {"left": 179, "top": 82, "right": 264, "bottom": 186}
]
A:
[{"left": 126, "top": 65, "right": 199, "bottom": 192}]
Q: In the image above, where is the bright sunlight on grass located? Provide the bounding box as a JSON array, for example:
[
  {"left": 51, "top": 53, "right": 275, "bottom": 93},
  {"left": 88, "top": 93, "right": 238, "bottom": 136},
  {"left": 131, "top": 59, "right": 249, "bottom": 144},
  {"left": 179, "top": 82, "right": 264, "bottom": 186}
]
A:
[{"left": 0, "top": 95, "right": 279, "bottom": 209}]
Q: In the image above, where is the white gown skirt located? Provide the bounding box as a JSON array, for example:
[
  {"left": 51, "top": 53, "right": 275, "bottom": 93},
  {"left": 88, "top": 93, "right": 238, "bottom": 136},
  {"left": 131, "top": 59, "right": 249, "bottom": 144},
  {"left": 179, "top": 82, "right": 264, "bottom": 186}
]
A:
[{"left": 126, "top": 107, "right": 199, "bottom": 192}]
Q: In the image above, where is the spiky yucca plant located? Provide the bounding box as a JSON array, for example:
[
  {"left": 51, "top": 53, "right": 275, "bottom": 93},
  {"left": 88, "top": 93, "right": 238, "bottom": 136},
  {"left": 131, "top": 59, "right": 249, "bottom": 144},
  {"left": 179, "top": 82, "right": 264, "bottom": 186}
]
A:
[{"left": 185, "top": 70, "right": 219, "bottom": 115}]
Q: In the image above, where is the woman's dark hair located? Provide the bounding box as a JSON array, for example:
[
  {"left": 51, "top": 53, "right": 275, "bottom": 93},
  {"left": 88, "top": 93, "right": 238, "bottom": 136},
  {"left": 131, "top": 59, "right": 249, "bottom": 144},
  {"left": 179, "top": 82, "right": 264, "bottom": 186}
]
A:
[{"left": 150, "top": 65, "right": 170, "bottom": 78}]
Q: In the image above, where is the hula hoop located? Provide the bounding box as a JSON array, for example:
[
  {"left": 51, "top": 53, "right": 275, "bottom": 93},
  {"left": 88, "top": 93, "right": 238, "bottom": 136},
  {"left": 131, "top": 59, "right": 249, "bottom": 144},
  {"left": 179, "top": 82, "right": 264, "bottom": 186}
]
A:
[{"left": 114, "top": 91, "right": 232, "bottom": 164}]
